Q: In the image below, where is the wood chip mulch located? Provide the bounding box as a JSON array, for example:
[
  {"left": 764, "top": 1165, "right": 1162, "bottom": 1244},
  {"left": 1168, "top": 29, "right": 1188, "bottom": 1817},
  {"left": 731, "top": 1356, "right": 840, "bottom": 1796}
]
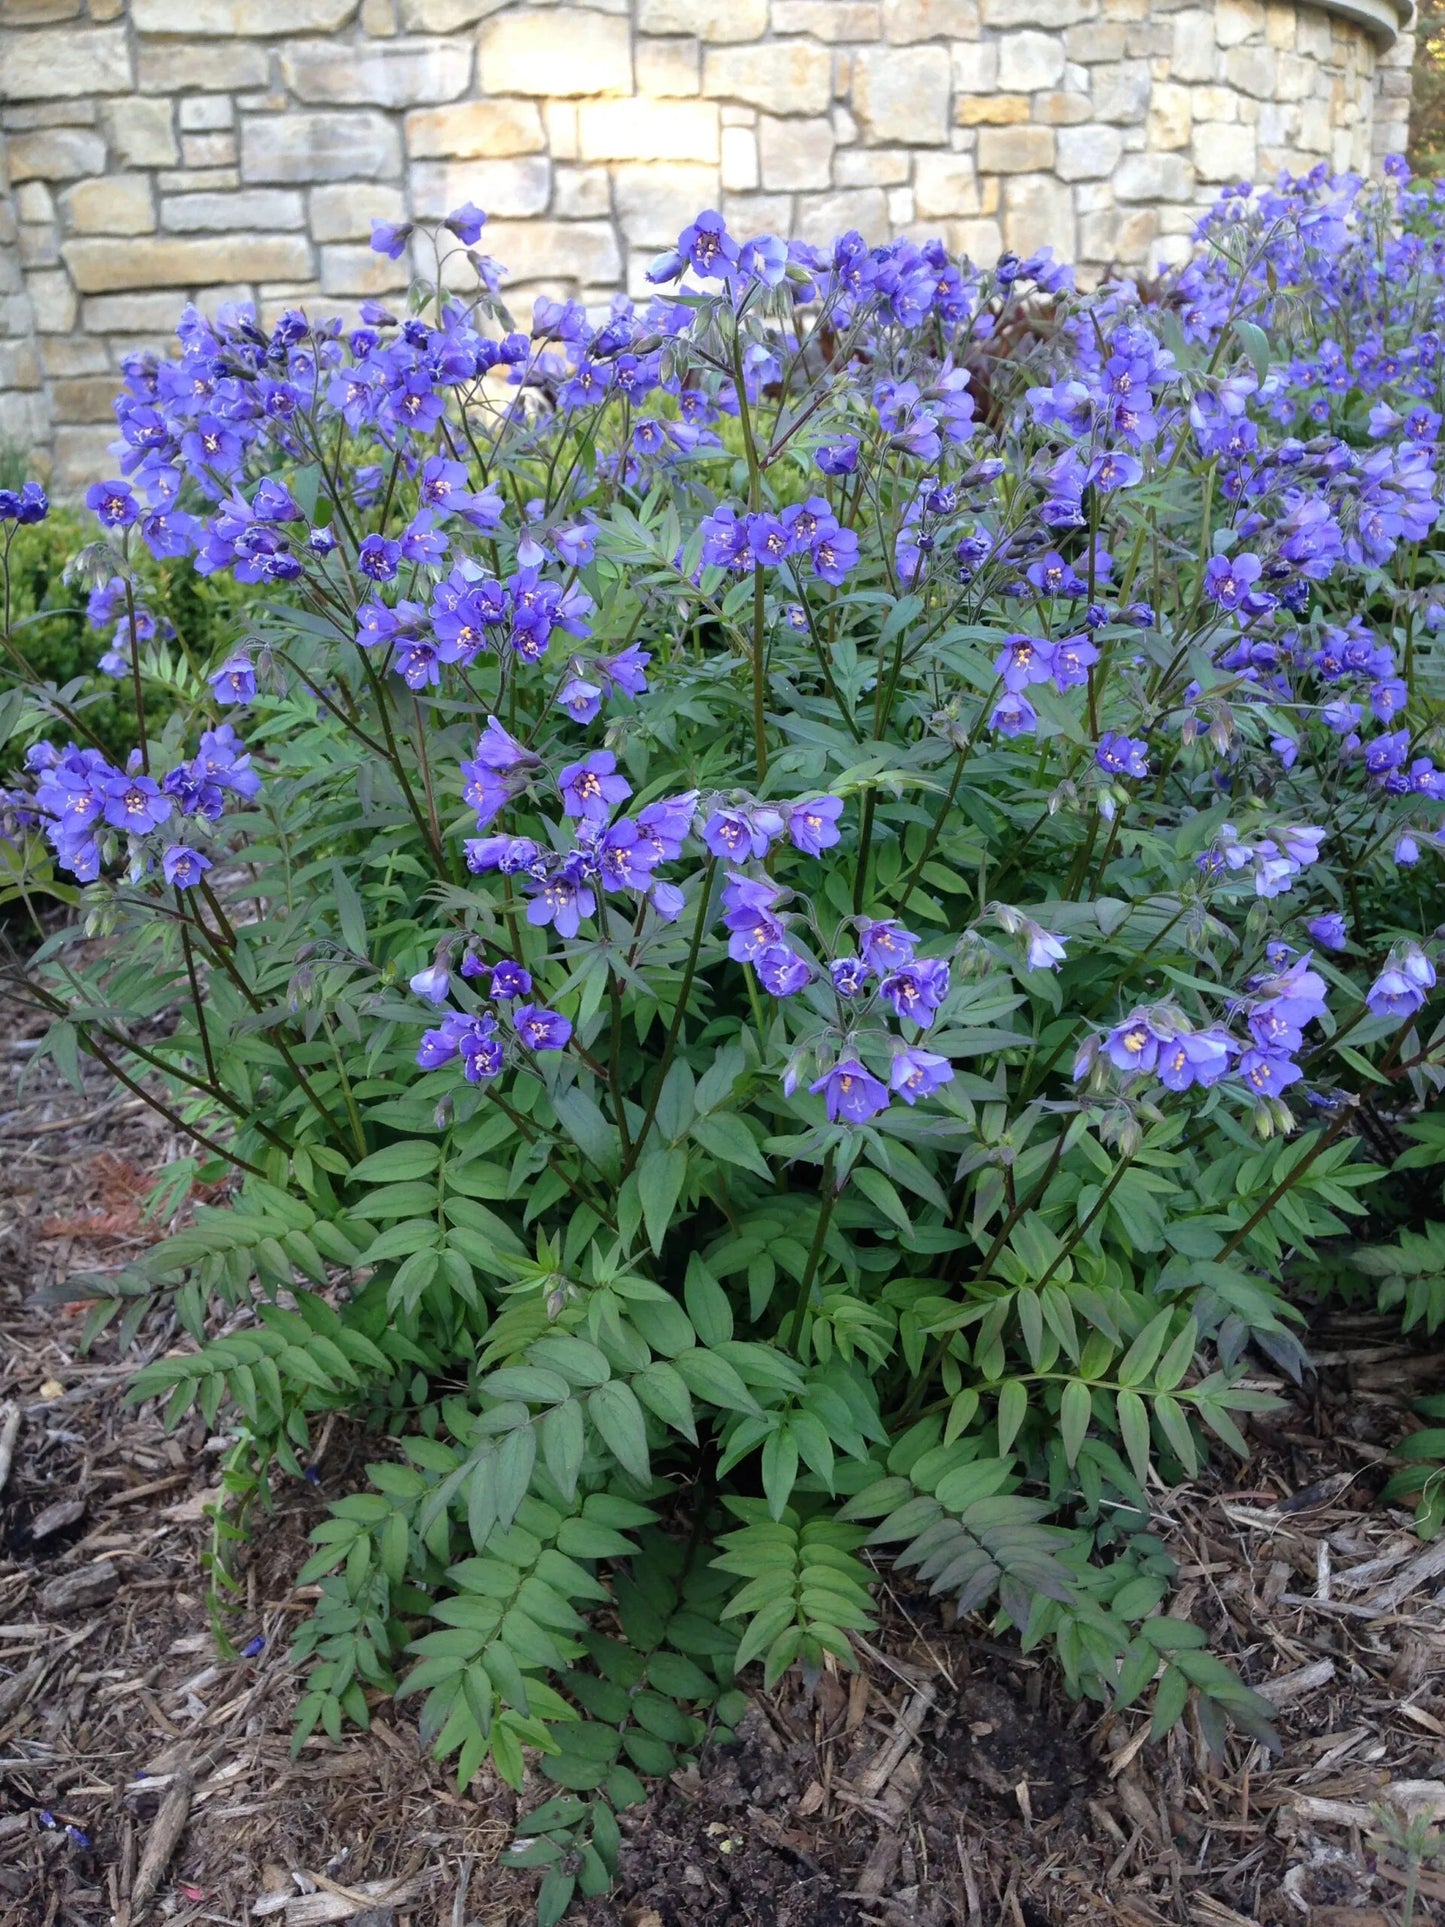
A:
[{"left": 4, "top": 1009, "right": 1445, "bottom": 1927}]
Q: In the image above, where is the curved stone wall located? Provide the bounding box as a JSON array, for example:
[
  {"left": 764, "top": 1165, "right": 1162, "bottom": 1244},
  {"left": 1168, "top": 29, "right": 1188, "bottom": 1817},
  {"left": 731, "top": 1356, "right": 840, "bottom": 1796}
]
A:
[{"left": 0, "top": 0, "right": 1415, "bottom": 489}]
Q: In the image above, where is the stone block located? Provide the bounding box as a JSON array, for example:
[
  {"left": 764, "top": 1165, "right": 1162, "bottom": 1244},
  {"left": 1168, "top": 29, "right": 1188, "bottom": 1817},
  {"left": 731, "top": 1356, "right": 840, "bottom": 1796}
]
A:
[
  {"left": 242, "top": 112, "right": 402, "bottom": 183},
  {"left": 1080, "top": 202, "right": 1157, "bottom": 263},
  {"left": 3, "top": 0, "right": 82, "bottom": 19},
  {"left": 62, "top": 174, "right": 155, "bottom": 235},
  {"left": 160, "top": 189, "right": 307, "bottom": 231},
  {"left": 19, "top": 227, "right": 61, "bottom": 270},
  {"left": 883, "top": 0, "right": 979, "bottom": 34},
  {"left": 978, "top": 124, "right": 1055, "bottom": 170},
  {"left": 51, "top": 376, "right": 119, "bottom": 423},
  {"left": 39, "top": 336, "right": 108, "bottom": 378},
  {"left": 612, "top": 161, "right": 721, "bottom": 245},
  {"left": 545, "top": 101, "right": 580, "bottom": 160},
  {"left": 998, "top": 30, "right": 1065, "bottom": 90},
  {"left": 1034, "top": 92, "right": 1092, "bottom": 125},
  {"left": 1147, "top": 81, "right": 1191, "bottom": 147},
  {"left": 1223, "top": 45, "right": 1276, "bottom": 97},
  {"left": 1091, "top": 60, "right": 1151, "bottom": 121},
  {"left": 409, "top": 156, "right": 553, "bottom": 218},
  {"left": 952, "top": 41, "right": 999, "bottom": 90},
  {"left": 405, "top": 98, "right": 546, "bottom": 158},
  {"left": 6, "top": 127, "right": 107, "bottom": 182},
  {"left": 914, "top": 152, "right": 985, "bottom": 217},
  {"left": 179, "top": 96, "right": 235, "bottom": 132},
  {"left": 82, "top": 290, "right": 193, "bottom": 331},
  {"left": 955, "top": 95, "right": 1030, "bottom": 124},
  {"left": 14, "top": 182, "right": 54, "bottom": 223},
  {"left": 363, "top": 0, "right": 399, "bottom": 28},
  {"left": 100, "top": 99, "right": 177, "bottom": 170},
  {"left": 951, "top": 214, "right": 1004, "bottom": 260},
  {"left": 1002, "top": 172, "right": 1074, "bottom": 255},
  {"left": 1170, "top": 8, "right": 1217, "bottom": 80},
  {"left": 889, "top": 185, "right": 916, "bottom": 223},
  {"left": 27, "top": 269, "right": 78, "bottom": 332},
  {"left": 720, "top": 191, "right": 794, "bottom": 232},
  {"left": 320, "top": 245, "right": 409, "bottom": 296},
  {"left": 482, "top": 218, "right": 622, "bottom": 285},
  {"left": 398, "top": 0, "right": 511, "bottom": 25},
  {"left": 63, "top": 233, "right": 314, "bottom": 292},
  {"left": 0, "top": 341, "right": 42, "bottom": 392},
  {"left": 836, "top": 147, "right": 911, "bottom": 185},
  {"left": 181, "top": 135, "right": 236, "bottom": 167},
  {"left": 157, "top": 168, "right": 240, "bottom": 192},
  {"left": 281, "top": 38, "right": 473, "bottom": 106},
  {"left": 703, "top": 39, "right": 832, "bottom": 115},
  {"left": 0, "top": 25, "right": 130, "bottom": 98},
  {"left": 1192, "top": 85, "right": 1237, "bottom": 121},
  {"left": 981, "top": 0, "right": 1090, "bottom": 24},
  {"left": 773, "top": 0, "right": 882, "bottom": 37},
  {"left": 131, "top": 0, "right": 355, "bottom": 26},
  {"left": 1065, "top": 19, "right": 1125, "bottom": 57},
  {"left": 1054, "top": 121, "right": 1123, "bottom": 177},
  {"left": 796, "top": 187, "right": 890, "bottom": 246},
  {"left": 636, "top": 36, "right": 701, "bottom": 95},
  {"left": 478, "top": 10, "right": 633, "bottom": 96},
  {"left": 1274, "top": 53, "right": 1315, "bottom": 102},
  {"left": 54, "top": 427, "right": 119, "bottom": 491},
  {"left": 577, "top": 98, "right": 720, "bottom": 161},
  {"left": 137, "top": 43, "right": 270, "bottom": 90},
  {"left": 1214, "top": 0, "right": 1264, "bottom": 44},
  {"left": 638, "top": 0, "right": 767, "bottom": 36},
  {"left": 1113, "top": 150, "right": 1193, "bottom": 198},
  {"left": 721, "top": 126, "right": 760, "bottom": 190},
  {"left": 1191, "top": 119, "right": 1256, "bottom": 179},
  {"left": 309, "top": 182, "right": 407, "bottom": 241},
  {"left": 852, "top": 45, "right": 951, "bottom": 144},
  {"left": 553, "top": 164, "right": 611, "bottom": 217},
  {"left": 758, "top": 115, "right": 833, "bottom": 189}
]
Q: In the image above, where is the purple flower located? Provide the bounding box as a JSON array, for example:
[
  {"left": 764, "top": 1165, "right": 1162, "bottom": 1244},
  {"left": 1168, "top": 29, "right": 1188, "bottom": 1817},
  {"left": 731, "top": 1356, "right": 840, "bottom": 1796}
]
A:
[
  {"left": 1247, "top": 999, "right": 1302, "bottom": 1053},
  {"left": 490, "top": 960, "right": 533, "bottom": 1000},
  {"left": 526, "top": 867, "right": 595, "bottom": 939},
  {"left": 996, "top": 634, "right": 1057, "bottom": 692},
  {"left": 445, "top": 202, "right": 487, "bottom": 245},
  {"left": 1203, "top": 551, "right": 1262, "bottom": 611},
  {"left": 1024, "top": 925, "right": 1067, "bottom": 971},
  {"left": 1157, "top": 1030, "right": 1233, "bottom": 1091},
  {"left": 816, "top": 438, "right": 859, "bottom": 477},
  {"left": 990, "top": 691, "right": 1038, "bottom": 737},
  {"left": 1395, "top": 834, "right": 1421, "bottom": 866},
  {"left": 1237, "top": 1048, "right": 1303, "bottom": 1098},
  {"left": 678, "top": 208, "right": 737, "bottom": 279},
  {"left": 879, "top": 958, "right": 950, "bottom": 1024},
  {"left": 209, "top": 654, "right": 256, "bottom": 705},
  {"left": 514, "top": 1003, "right": 572, "bottom": 1050},
  {"left": 857, "top": 918, "right": 918, "bottom": 973},
  {"left": 162, "top": 844, "right": 211, "bottom": 889},
  {"left": 102, "top": 773, "right": 171, "bottom": 834},
  {"left": 86, "top": 480, "right": 138, "bottom": 528},
  {"left": 473, "top": 716, "right": 539, "bottom": 775},
  {"left": 785, "top": 795, "right": 844, "bottom": 855},
  {"left": 358, "top": 534, "right": 401, "bottom": 582},
  {"left": 702, "top": 807, "right": 778, "bottom": 861},
  {"left": 1306, "top": 912, "right": 1347, "bottom": 951},
  {"left": 755, "top": 944, "right": 813, "bottom": 996},
  {"left": 409, "top": 963, "right": 452, "bottom": 1005},
  {"left": 1105, "top": 1017, "right": 1160, "bottom": 1075},
  {"left": 810, "top": 1058, "right": 890, "bottom": 1124},
  {"left": 889, "top": 1048, "right": 955, "bottom": 1104},
  {"left": 1367, "top": 964, "right": 1428, "bottom": 1020},
  {"left": 830, "top": 957, "right": 871, "bottom": 997},
  {"left": 812, "top": 526, "right": 859, "bottom": 584},
  {"left": 559, "top": 749, "right": 631, "bottom": 822},
  {"left": 1095, "top": 732, "right": 1149, "bottom": 779},
  {"left": 370, "top": 219, "right": 414, "bottom": 259}
]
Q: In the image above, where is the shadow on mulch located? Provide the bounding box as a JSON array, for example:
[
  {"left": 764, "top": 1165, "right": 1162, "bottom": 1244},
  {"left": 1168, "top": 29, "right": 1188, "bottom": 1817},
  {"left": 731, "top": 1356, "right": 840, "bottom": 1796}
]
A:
[{"left": 4, "top": 1012, "right": 1445, "bottom": 1926}]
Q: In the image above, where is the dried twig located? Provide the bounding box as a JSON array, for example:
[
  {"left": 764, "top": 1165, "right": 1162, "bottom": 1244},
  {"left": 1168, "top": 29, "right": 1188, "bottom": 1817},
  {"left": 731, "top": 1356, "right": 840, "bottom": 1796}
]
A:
[
  {"left": 129, "top": 1771, "right": 193, "bottom": 1914},
  {"left": 0, "top": 1402, "right": 20, "bottom": 1497}
]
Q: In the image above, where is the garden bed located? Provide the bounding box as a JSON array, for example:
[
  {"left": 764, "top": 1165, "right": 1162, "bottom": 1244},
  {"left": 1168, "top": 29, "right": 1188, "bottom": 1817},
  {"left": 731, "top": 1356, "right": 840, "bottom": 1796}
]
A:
[{"left": 4, "top": 1016, "right": 1444, "bottom": 1927}]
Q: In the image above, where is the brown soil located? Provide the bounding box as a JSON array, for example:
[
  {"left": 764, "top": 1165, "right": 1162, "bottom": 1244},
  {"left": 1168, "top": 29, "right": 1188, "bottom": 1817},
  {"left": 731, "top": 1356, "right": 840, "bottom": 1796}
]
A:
[{"left": 4, "top": 1003, "right": 1445, "bottom": 1927}]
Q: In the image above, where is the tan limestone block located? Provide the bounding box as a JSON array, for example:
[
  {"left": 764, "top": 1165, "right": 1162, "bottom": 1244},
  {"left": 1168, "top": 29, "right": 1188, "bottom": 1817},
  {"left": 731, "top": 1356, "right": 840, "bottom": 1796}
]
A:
[
  {"left": 63, "top": 233, "right": 315, "bottom": 292},
  {"left": 883, "top": 0, "right": 980, "bottom": 36},
  {"left": 480, "top": 217, "right": 622, "bottom": 284},
  {"left": 758, "top": 114, "right": 834, "bottom": 190},
  {"left": 978, "top": 123, "right": 1056, "bottom": 170},
  {"left": 0, "top": 24, "right": 130, "bottom": 97},
  {"left": 281, "top": 39, "right": 473, "bottom": 107},
  {"left": 406, "top": 99, "right": 546, "bottom": 158},
  {"left": 1055, "top": 121, "right": 1123, "bottom": 177},
  {"left": 795, "top": 187, "right": 890, "bottom": 246},
  {"left": 577, "top": 98, "right": 720, "bottom": 162},
  {"left": 612, "top": 161, "right": 721, "bottom": 245},
  {"left": 1147, "top": 81, "right": 1192, "bottom": 148},
  {"left": 852, "top": 45, "right": 952, "bottom": 144},
  {"left": 837, "top": 147, "right": 911, "bottom": 185},
  {"left": 553, "top": 165, "right": 611, "bottom": 217},
  {"left": 773, "top": 1, "right": 883, "bottom": 38},
  {"left": 637, "top": 0, "right": 767, "bottom": 36},
  {"left": 6, "top": 127, "right": 107, "bottom": 182},
  {"left": 409, "top": 156, "right": 552, "bottom": 218},
  {"left": 702, "top": 40, "right": 832, "bottom": 115},
  {"left": 721, "top": 126, "right": 760, "bottom": 190},
  {"left": 636, "top": 36, "right": 701, "bottom": 95},
  {"left": 478, "top": 10, "right": 633, "bottom": 96},
  {"left": 955, "top": 95, "right": 1031, "bottom": 124},
  {"left": 1002, "top": 171, "right": 1073, "bottom": 254},
  {"left": 161, "top": 189, "right": 308, "bottom": 231},
  {"left": 998, "top": 29, "right": 1065, "bottom": 89},
  {"left": 62, "top": 174, "right": 156, "bottom": 234},
  {"left": 130, "top": 0, "right": 355, "bottom": 25},
  {"left": 241, "top": 112, "right": 402, "bottom": 183},
  {"left": 102, "top": 98, "right": 179, "bottom": 168},
  {"left": 308, "top": 183, "right": 408, "bottom": 242}
]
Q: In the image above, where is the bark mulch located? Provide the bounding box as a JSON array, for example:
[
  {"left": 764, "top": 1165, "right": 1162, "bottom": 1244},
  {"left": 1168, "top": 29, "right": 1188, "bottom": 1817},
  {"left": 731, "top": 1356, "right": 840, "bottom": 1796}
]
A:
[{"left": 4, "top": 1014, "right": 1445, "bottom": 1927}]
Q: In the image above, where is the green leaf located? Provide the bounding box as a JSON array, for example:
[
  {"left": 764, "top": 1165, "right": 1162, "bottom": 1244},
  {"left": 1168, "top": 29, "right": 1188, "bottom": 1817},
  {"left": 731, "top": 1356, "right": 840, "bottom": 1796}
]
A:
[
  {"left": 1116, "top": 1388, "right": 1152, "bottom": 1486},
  {"left": 536, "top": 1869, "right": 576, "bottom": 1927},
  {"left": 350, "top": 1141, "right": 440, "bottom": 1184},
  {"left": 1059, "top": 1379, "right": 1091, "bottom": 1467},
  {"left": 761, "top": 1425, "right": 800, "bottom": 1521},
  {"left": 683, "top": 1255, "right": 733, "bottom": 1347},
  {"left": 588, "top": 1380, "right": 651, "bottom": 1483},
  {"left": 332, "top": 858, "right": 368, "bottom": 959},
  {"left": 691, "top": 1110, "right": 772, "bottom": 1179},
  {"left": 632, "top": 1361, "right": 697, "bottom": 1443},
  {"left": 636, "top": 1144, "right": 687, "bottom": 1256}
]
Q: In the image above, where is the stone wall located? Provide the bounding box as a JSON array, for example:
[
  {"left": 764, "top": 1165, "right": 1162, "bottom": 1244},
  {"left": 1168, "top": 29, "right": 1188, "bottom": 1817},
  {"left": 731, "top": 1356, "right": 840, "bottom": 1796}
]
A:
[{"left": 0, "top": 0, "right": 1415, "bottom": 492}]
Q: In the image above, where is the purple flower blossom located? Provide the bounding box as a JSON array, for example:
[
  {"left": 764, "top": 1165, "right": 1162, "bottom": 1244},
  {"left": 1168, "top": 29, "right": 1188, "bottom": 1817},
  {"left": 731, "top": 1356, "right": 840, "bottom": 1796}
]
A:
[
  {"left": 86, "top": 480, "right": 138, "bottom": 528},
  {"left": 1095, "top": 732, "right": 1149, "bottom": 779},
  {"left": 856, "top": 918, "right": 918, "bottom": 972},
  {"left": 1024, "top": 925, "right": 1067, "bottom": 971},
  {"left": 755, "top": 944, "right": 814, "bottom": 996},
  {"left": 879, "top": 959, "right": 951, "bottom": 1024},
  {"left": 515, "top": 1004, "right": 572, "bottom": 1050},
  {"left": 830, "top": 957, "right": 871, "bottom": 997},
  {"left": 785, "top": 795, "right": 844, "bottom": 855},
  {"left": 209, "top": 654, "right": 256, "bottom": 705},
  {"left": 1105, "top": 1017, "right": 1161, "bottom": 1075},
  {"left": 162, "top": 844, "right": 211, "bottom": 889},
  {"left": 890, "top": 1048, "right": 955, "bottom": 1104},
  {"left": 559, "top": 749, "right": 631, "bottom": 822},
  {"left": 1237, "top": 1048, "right": 1303, "bottom": 1099},
  {"left": 409, "top": 963, "right": 452, "bottom": 1005},
  {"left": 489, "top": 960, "right": 533, "bottom": 1000},
  {"left": 1157, "top": 1029, "right": 1233, "bottom": 1091},
  {"left": 1307, "top": 912, "right": 1348, "bottom": 951},
  {"left": 370, "top": 220, "right": 414, "bottom": 259},
  {"left": 810, "top": 1058, "right": 890, "bottom": 1124}
]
